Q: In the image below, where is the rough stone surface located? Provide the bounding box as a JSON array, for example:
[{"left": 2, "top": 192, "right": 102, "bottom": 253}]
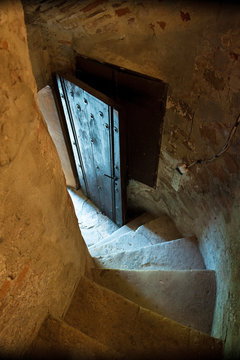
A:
[
  {"left": 135, "top": 215, "right": 182, "bottom": 241},
  {"left": 90, "top": 214, "right": 181, "bottom": 257},
  {"left": 68, "top": 188, "right": 119, "bottom": 247},
  {"left": 89, "top": 232, "right": 160, "bottom": 257},
  {"left": 22, "top": 1, "right": 240, "bottom": 356},
  {"left": 89, "top": 212, "right": 156, "bottom": 250},
  {"left": 0, "top": 1, "right": 91, "bottom": 355},
  {"left": 91, "top": 268, "right": 216, "bottom": 334},
  {"left": 64, "top": 276, "right": 223, "bottom": 359},
  {"left": 28, "top": 316, "right": 122, "bottom": 359},
  {"left": 94, "top": 237, "right": 206, "bottom": 271},
  {"left": 90, "top": 214, "right": 184, "bottom": 257}
]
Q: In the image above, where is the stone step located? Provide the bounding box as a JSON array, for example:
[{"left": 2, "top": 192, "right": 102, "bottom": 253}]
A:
[
  {"left": 90, "top": 230, "right": 173, "bottom": 257},
  {"left": 93, "top": 237, "right": 206, "bottom": 271},
  {"left": 91, "top": 268, "right": 216, "bottom": 334},
  {"left": 68, "top": 188, "right": 119, "bottom": 247},
  {"left": 65, "top": 276, "right": 222, "bottom": 359},
  {"left": 135, "top": 214, "right": 183, "bottom": 242},
  {"left": 90, "top": 214, "right": 183, "bottom": 257},
  {"left": 89, "top": 212, "right": 156, "bottom": 249},
  {"left": 28, "top": 315, "right": 122, "bottom": 359}
]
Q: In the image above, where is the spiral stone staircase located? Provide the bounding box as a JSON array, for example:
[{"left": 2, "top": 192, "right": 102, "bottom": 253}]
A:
[{"left": 28, "top": 191, "right": 223, "bottom": 359}]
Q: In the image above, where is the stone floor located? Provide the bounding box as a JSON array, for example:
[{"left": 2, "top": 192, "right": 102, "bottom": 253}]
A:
[{"left": 67, "top": 188, "right": 119, "bottom": 247}]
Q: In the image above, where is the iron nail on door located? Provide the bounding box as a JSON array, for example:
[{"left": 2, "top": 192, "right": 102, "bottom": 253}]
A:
[{"left": 104, "top": 174, "right": 119, "bottom": 181}]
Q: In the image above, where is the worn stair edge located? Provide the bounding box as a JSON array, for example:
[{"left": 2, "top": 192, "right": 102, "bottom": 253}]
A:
[
  {"left": 89, "top": 212, "right": 156, "bottom": 249},
  {"left": 91, "top": 268, "right": 216, "bottom": 334},
  {"left": 93, "top": 237, "right": 206, "bottom": 271},
  {"left": 135, "top": 214, "right": 183, "bottom": 242},
  {"left": 90, "top": 231, "right": 186, "bottom": 258},
  {"left": 68, "top": 188, "right": 119, "bottom": 247},
  {"left": 65, "top": 276, "right": 223, "bottom": 360},
  {"left": 26, "top": 315, "right": 122, "bottom": 360}
]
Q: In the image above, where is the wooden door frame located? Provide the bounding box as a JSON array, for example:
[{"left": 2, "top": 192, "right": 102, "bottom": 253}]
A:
[{"left": 52, "top": 73, "right": 80, "bottom": 190}]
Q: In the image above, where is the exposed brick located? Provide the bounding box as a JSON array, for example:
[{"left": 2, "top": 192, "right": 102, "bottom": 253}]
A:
[
  {"left": 83, "top": 14, "right": 112, "bottom": 31},
  {"left": 157, "top": 21, "right": 166, "bottom": 30},
  {"left": 101, "top": 22, "right": 119, "bottom": 32},
  {"left": 180, "top": 11, "right": 191, "bottom": 21},
  {"left": 149, "top": 23, "right": 156, "bottom": 37},
  {"left": 87, "top": 8, "right": 105, "bottom": 18},
  {"left": 81, "top": 0, "right": 108, "bottom": 13},
  {"left": 115, "top": 7, "right": 130, "bottom": 17},
  {"left": 112, "top": 3, "right": 122, "bottom": 8},
  {"left": 60, "top": 2, "right": 81, "bottom": 13},
  {"left": 0, "top": 280, "right": 11, "bottom": 301},
  {"left": 0, "top": 40, "right": 8, "bottom": 50},
  {"left": 128, "top": 17, "right": 135, "bottom": 24},
  {"left": 12, "top": 260, "right": 31, "bottom": 294},
  {"left": 229, "top": 52, "right": 239, "bottom": 61}
]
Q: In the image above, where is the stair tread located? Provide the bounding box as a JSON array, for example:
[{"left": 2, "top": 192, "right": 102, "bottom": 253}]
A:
[
  {"left": 28, "top": 315, "right": 122, "bottom": 359},
  {"left": 135, "top": 214, "right": 183, "bottom": 241},
  {"left": 89, "top": 212, "right": 156, "bottom": 249},
  {"left": 90, "top": 214, "right": 183, "bottom": 257},
  {"left": 94, "top": 237, "right": 206, "bottom": 270},
  {"left": 91, "top": 268, "right": 216, "bottom": 334},
  {"left": 90, "top": 231, "right": 164, "bottom": 257},
  {"left": 68, "top": 189, "right": 119, "bottom": 247},
  {"left": 65, "top": 276, "right": 222, "bottom": 359}
]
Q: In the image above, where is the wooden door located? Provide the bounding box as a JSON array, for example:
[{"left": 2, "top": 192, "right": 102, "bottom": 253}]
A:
[
  {"left": 55, "top": 73, "right": 126, "bottom": 226},
  {"left": 76, "top": 55, "right": 168, "bottom": 188}
]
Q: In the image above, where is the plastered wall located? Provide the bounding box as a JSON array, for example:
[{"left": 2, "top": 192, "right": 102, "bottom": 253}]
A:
[
  {"left": 37, "top": 85, "right": 76, "bottom": 188},
  {"left": 22, "top": 0, "right": 240, "bottom": 357},
  {"left": 0, "top": 1, "right": 91, "bottom": 355}
]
